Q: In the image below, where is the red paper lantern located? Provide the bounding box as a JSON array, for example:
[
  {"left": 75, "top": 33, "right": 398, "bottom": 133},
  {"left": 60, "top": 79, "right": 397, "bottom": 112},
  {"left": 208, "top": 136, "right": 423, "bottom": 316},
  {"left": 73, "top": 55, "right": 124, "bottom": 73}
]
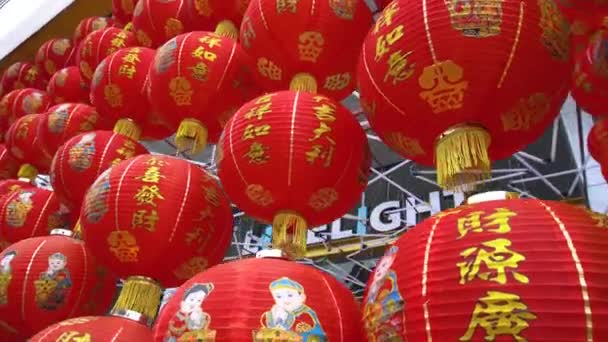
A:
[
  {"left": 0, "top": 179, "right": 33, "bottom": 199},
  {"left": 35, "top": 38, "right": 76, "bottom": 78},
  {"left": 362, "top": 194, "right": 608, "bottom": 341},
  {"left": 30, "top": 315, "right": 153, "bottom": 341},
  {"left": 80, "top": 154, "right": 233, "bottom": 287},
  {"left": 572, "top": 28, "right": 608, "bottom": 117},
  {"left": 148, "top": 31, "right": 256, "bottom": 153},
  {"left": 588, "top": 118, "right": 608, "bottom": 163},
  {"left": 0, "top": 145, "right": 18, "bottom": 180},
  {"left": 73, "top": 16, "right": 114, "bottom": 45},
  {"left": 0, "top": 88, "right": 51, "bottom": 127},
  {"left": 357, "top": 0, "right": 572, "bottom": 190},
  {"left": 113, "top": 0, "right": 137, "bottom": 26},
  {"left": 47, "top": 66, "right": 90, "bottom": 105},
  {"left": 0, "top": 232, "right": 117, "bottom": 339},
  {"left": 5, "top": 114, "right": 54, "bottom": 178},
  {"left": 153, "top": 256, "right": 363, "bottom": 341},
  {"left": 239, "top": 0, "right": 373, "bottom": 100},
  {"left": 0, "top": 62, "right": 47, "bottom": 93},
  {"left": 217, "top": 90, "right": 370, "bottom": 256},
  {"left": 90, "top": 47, "right": 156, "bottom": 140},
  {"left": 183, "top": 0, "right": 251, "bottom": 38},
  {"left": 50, "top": 130, "right": 148, "bottom": 211},
  {"left": 132, "top": 0, "right": 190, "bottom": 48},
  {"left": 78, "top": 27, "right": 137, "bottom": 83}
]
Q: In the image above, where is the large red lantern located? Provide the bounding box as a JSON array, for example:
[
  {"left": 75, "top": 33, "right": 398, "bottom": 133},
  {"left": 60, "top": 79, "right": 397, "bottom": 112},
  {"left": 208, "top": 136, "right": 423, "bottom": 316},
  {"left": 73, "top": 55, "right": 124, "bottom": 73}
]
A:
[
  {"left": 50, "top": 130, "right": 148, "bottom": 212},
  {"left": 35, "top": 38, "right": 75, "bottom": 78},
  {"left": 148, "top": 31, "right": 256, "bottom": 153},
  {"left": 357, "top": 0, "right": 572, "bottom": 190},
  {"left": 239, "top": 0, "right": 373, "bottom": 100},
  {"left": 362, "top": 192, "right": 608, "bottom": 341},
  {"left": 73, "top": 16, "right": 115, "bottom": 45},
  {"left": 90, "top": 47, "right": 156, "bottom": 140},
  {"left": 46, "top": 66, "right": 90, "bottom": 105},
  {"left": 572, "top": 28, "right": 608, "bottom": 117},
  {"left": 113, "top": 0, "right": 137, "bottom": 26},
  {"left": 217, "top": 90, "right": 370, "bottom": 256},
  {"left": 0, "top": 231, "right": 117, "bottom": 339},
  {"left": 0, "top": 145, "right": 18, "bottom": 180},
  {"left": 78, "top": 27, "right": 137, "bottom": 83},
  {"left": 183, "top": 0, "right": 250, "bottom": 38},
  {"left": 132, "top": 0, "right": 190, "bottom": 48},
  {"left": 153, "top": 255, "right": 363, "bottom": 341},
  {"left": 5, "top": 114, "right": 53, "bottom": 179},
  {"left": 30, "top": 315, "right": 153, "bottom": 341},
  {"left": 0, "top": 62, "right": 47, "bottom": 93},
  {"left": 0, "top": 88, "right": 51, "bottom": 127}
]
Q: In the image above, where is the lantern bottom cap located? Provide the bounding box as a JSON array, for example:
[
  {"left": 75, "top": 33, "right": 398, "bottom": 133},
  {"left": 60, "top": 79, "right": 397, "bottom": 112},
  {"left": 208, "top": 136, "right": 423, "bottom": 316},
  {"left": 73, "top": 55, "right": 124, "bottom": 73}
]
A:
[
  {"left": 111, "top": 276, "right": 163, "bottom": 326},
  {"left": 215, "top": 20, "right": 239, "bottom": 40},
  {"left": 114, "top": 118, "right": 142, "bottom": 141},
  {"left": 272, "top": 211, "right": 308, "bottom": 260},
  {"left": 290, "top": 73, "right": 318, "bottom": 94}
]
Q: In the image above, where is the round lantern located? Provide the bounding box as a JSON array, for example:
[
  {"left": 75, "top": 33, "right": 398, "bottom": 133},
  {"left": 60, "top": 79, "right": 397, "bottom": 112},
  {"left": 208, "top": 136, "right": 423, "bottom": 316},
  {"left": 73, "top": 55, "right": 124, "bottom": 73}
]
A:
[
  {"left": 0, "top": 88, "right": 51, "bottom": 127},
  {"left": 35, "top": 38, "right": 75, "bottom": 78},
  {"left": 47, "top": 66, "right": 90, "bottom": 105},
  {"left": 90, "top": 47, "right": 156, "bottom": 140},
  {"left": 148, "top": 31, "right": 256, "bottom": 153},
  {"left": 239, "top": 0, "right": 373, "bottom": 100},
  {"left": 217, "top": 90, "right": 370, "bottom": 257},
  {"left": 78, "top": 27, "right": 136, "bottom": 83},
  {"left": 357, "top": 0, "right": 572, "bottom": 190},
  {"left": 30, "top": 315, "right": 153, "bottom": 341},
  {"left": 0, "top": 145, "right": 18, "bottom": 180},
  {"left": 5, "top": 114, "right": 53, "bottom": 179},
  {"left": 113, "top": 0, "right": 137, "bottom": 26},
  {"left": 362, "top": 192, "right": 608, "bottom": 341},
  {"left": 588, "top": 118, "right": 608, "bottom": 162},
  {"left": 572, "top": 28, "right": 608, "bottom": 117},
  {"left": 183, "top": 0, "right": 250, "bottom": 38},
  {"left": 0, "top": 230, "right": 117, "bottom": 339},
  {"left": 0, "top": 62, "right": 47, "bottom": 93},
  {"left": 131, "top": 0, "right": 190, "bottom": 48},
  {"left": 153, "top": 255, "right": 363, "bottom": 341},
  {"left": 73, "top": 16, "right": 114, "bottom": 45}
]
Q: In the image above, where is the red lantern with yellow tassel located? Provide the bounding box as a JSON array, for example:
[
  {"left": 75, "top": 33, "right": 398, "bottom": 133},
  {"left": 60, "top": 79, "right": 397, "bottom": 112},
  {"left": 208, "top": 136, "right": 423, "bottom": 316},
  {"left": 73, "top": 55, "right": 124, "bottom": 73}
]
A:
[
  {"left": 217, "top": 90, "right": 370, "bottom": 257},
  {"left": 0, "top": 145, "right": 19, "bottom": 180},
  {"left": 0, "top": 88, "right": 51, "bottom": 126},
  {"left": 90, "top": 47, "right": 156, "bottom": 140},
  {"left": 183, "top": 0, "right": 250, "bottom": 39},
  {"left": 35, "top": 38, "right": 75, "bottom": 78},
  {"left": 73, "top": 16, "right": 115, "bottom": 45},
  {"left": 46, "top": 66, "right": 90, "bottom": 105},
  {"left": 5, "top": 114, "right": 53, "bottom": 180},
  {"left": 572, "top": 28, "right": 608, "bottom": 117},
  {"left": 77, "top": 27, "right": 137, "bottom": 83},
  {"left": 132, "top": 0, "right": 190, "bottom": 48},
  {"left": 588, "top": 118, "right": 608, "bottom": 163},
  {"left": 148, "top": 31, "right": 257, "bottom": 153},
  {"left": 0, "top": 62, "right": 47, "bottom": 93},
  {"left": 239, "top": 0, "right": 373, "bottom": 100},
  {"left": 113, "top": 0, "right": 137, "bottom": 26},
  {"left": 362, "top": 192, "right": 608, "bottom": 341},
  {"left": 153, "top": 252, "right": 364, "bottom": 341},
  {"left": 30, "top": 315, "right": 154, "bottom": 341},
  {"left": 357, "top": 0, "right": 572, "bottom": 190},
  {"left": 49, "top": 130, "right": 148, "bottom": 212},
  {"left": 0, "top": 230, "right": 117, "bottom": 340}
]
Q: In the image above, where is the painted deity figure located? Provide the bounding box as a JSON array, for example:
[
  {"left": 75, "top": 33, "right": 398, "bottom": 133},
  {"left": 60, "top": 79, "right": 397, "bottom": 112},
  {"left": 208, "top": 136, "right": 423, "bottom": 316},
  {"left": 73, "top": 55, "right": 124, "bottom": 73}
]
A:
[
  {"left": 364, "top": 246, "right": 406, "bottom": 342},
  {"left": 5, "top": 190, "right": 34, "bottom": 228},
  {"left": 165, "top": 283, "right": 216, "bottom": 342},
  {"left": 0, "top": 251, "right": 16, "bottom": 305},
  {"left": 35, "top": 252, "right": 72, "bottom": 310},
  {"left": 68, "top": 132, "right": 96, "bottom": 172}
]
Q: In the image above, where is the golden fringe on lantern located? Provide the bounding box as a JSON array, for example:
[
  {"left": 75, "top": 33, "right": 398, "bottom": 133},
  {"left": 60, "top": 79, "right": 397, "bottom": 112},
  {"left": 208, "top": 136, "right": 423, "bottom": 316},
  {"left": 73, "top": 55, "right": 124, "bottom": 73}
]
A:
[
  {"left": 17, "top": 164, "right": 38, "bottom": 181},
  {"left": 111, "top": 276, "right": 163, "bottom": 323},
  {"left": 114, "top": 118, "right": 142, "bottom": 141},
  {"left": 215, "top": 20, "right": 239, "bottom": 40},
  {"left": 72, "top": 219, "right": 83, "bottom": 239},
  {"left": 176, "top": 118, "right": 209, "bottom": 154},
  {"left": 435, "top": 125, "right": 491, "bottom": 191},
  {"left": 272, "top": 211, "right": 308, "bottom": 259},
  {"left": 289, "top": 73, "right": 318, "bottom": 94}
]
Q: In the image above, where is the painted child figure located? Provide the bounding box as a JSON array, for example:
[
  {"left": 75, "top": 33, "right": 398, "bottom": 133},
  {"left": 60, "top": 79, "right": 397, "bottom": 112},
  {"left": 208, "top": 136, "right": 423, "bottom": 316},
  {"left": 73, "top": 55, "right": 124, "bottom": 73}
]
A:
[
  {"left": 37, "top": 252, "right": 72, "bottom": 310},
  {"left": 165, "top": 283, "right": 216, "bottom": 342},
  {"left": 364, "top": 246, "right": 406, "bottom": 341},
  {"left": 0, "top": 251, "right": 16, "bottom": 305}
]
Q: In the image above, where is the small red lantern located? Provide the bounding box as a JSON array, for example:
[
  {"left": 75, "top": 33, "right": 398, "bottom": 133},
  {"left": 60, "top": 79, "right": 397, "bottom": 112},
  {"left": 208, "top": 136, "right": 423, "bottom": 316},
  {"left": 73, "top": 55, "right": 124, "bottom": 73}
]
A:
[
  {"left": 30, "top": 315, "right": 153, "bottom": 341},
  {"left": 0, "top": 231, "right": 117, "bottom": 339},
  {"left": 239, "top": 0, "right": 373, "bottom": 100},
  {"left": 588, "top": 118, "right": 608, "bottom": 162},
  {"left": 78, "top": 27, "right": 137, "bottom": 83},
  {"left": 362, "top": 193, "right": 608, "bottom": 341},
  {"left": 217, "top": 90, "right": 370, "bottom": 256},
  {"left": 46, "top": 66, "right": 90, "bottom": 105},
  {"left": 132, "top": 0, "right": 190, "bottom": 48},
  {"left": 73, "top": 16, "right": 114, "bottom": 45},
  {"left": 35, "top": 38, "right": 75, "bottom": 78},
  {"left": 0, "top": 145, "right": 19, "bottom": 180},
  {"left": 5, "top": 114, "right": 54, "bottom": 179},
  {"left": 183, "top": 0, "right": 250, "bottom": 38},
  {"left": 148, "top": 31, "right": 256, "bottom": 153},
  {"left": 0, "top": 62, "right": 47, "bottom": 93},
  {"left": 50, "top": 130, "right": 148, "bottom": 212},
  {"left": 113, "top": 0, "right": 137, "bottom": 26},
  {"left": 153, "top": 255, "right": 364, "bottom": 341},
  {"left": 90, "top": 47, "right": 156, "bottom": 140},
  {"left": 572, "top": 28, "right": 608, "bottom": 117},
  {"left": 0, "top": 88, "right": 51, "bottom": 126}
]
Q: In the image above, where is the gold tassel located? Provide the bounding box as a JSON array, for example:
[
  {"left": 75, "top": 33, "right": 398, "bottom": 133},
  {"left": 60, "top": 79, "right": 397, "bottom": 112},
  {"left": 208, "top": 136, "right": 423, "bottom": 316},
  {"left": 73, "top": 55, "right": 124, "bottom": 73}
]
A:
[
  {"left": 72, "top": 219, "right": 83, "bottom": 240},
  {"left": 176, "top": 118, "right": 209, "bottom": 154},
  {"left": 17, "top": 164, "right": 38, "bottom": 181},
  {"left": 435, "top": 125, "right": 491, "bottom": 192},
  {"left": 271, "top": 211, "right": 308, "bottom": 259},
  {"left": 113, "top": 118, "right": 142, "bottom": 141},
  {"left": 123, "top": 22, "right": 134, "bottom": 32},
  {"left": 111, "top": 276, "right": 163, "bottom": 323},
  {"left": 215, "top": 20, "right": 239, "bottom": 40},
  {"left": 289, "top": 73, "right": 318, "bottom": 94}
]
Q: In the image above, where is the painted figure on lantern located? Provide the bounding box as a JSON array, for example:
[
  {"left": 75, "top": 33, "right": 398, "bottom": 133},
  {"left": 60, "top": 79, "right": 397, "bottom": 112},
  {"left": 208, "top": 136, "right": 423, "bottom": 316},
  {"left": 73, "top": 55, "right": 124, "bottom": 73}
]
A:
[
  {"left": 68, "top": 132, "right": 97, "bottom": 172},
  {"left": 48, "top": 104, "right": 70, "bottom": 133},
  {"left": 84, "top": 170, "right": 111, "bottom": 223},
  {"left": 445, "top": 0, "right": 503, "bottom": 38},
  {"left": 255, "top": 277, "right": 327, "bottom": 341},
  {"left": 364, "top": 246, "right": 405, "bottom": 341},
  {"left": 0, "top": 251, "right": 16, "bottom": 305},
  {"left": 35, "top": 252, "right": 72, "bottom": 310},
  {"left": 5, "top": 191, "right": 34, "bottom": 228},
  {"left": 165, "top": 283, "right": 216, "bottom": 342}
]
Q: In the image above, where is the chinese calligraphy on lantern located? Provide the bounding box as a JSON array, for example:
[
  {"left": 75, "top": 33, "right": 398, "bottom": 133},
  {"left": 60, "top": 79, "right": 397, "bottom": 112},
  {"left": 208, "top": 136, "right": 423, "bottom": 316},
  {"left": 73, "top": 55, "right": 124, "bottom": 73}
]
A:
[
  {"left": 305, "top": 96, "right": 337, "bottom": 167},
  {"left": 189, "top": 35, "right": 221, "bottom": 82},
  {"left": 241, "top": 94, "right": 274, "bottom": 165},
  {"left": 56, "top": 330, "right": 92, "bottom": 342},
  {"left": 501, "top": 93, "right": 550, "bottom": 132},
  {"left": 457, "top": 208, "right": 517, "bottom": 238},
  {"left": 298, "top": 31, "right": 324, "bottom": 63},
  {"left": 108, "top": 31, "right": 129, "bottom": 55},
  {"left": 118, "top": 47, "right": 141, "bottom": 80},
  {"left": 131, "top": 157, "right": 166, "bottom": 232}
]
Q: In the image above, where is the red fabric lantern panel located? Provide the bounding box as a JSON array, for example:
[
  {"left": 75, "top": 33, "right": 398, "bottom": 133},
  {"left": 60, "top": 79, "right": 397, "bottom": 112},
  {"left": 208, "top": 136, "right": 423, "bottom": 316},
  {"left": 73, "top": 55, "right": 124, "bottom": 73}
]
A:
[
  {"left": 0, "top": 62, "right": 47, "bottom": 93},
  {"left": 78, "top": 28, "right": 137, "bottom": 83},
  {"left": 0, "top": 88, "right": 51, "bottom": 127},
  {"left": 47, "top": 67, "right": 90, "bottom": 105},
  {"left": 362, "top": 198, "right": 608, "bottom": 341},
  {"left": 5, "top": 114, "right": 53, "bottom": 175},
  {"left": 73, "top": 16, "right": 115, "bottom": 45},
  {"left": 0, "top": 180, "right": 33, "bottom": 199},
  {"left": 183, "top": 0, "right": 250, "bottom": 37},
  {"left": 50, "top": 130, "right": 148, "bottom": 212},
  {"left": 80, "top": 154, "right": 233, "bottom": 287},
  {"left": 113, "top": 0, "right": 137, "bottom": 26},
  {"left": 572, "top": 29, "right": 608, "bottom": 117},
  {"left": 217, "top": 90, "right": 370, "bottom": 255},
  {"left": 30, "top": 315, "right": 153, "bottom": 341},
  {"left": 0, "top": 145, "right": 19, "bottom": 180},
  {"left": 132, "top": 0, "right": 190, "bottom": 48},
  {"left": 0, "top": 187, "right": 67, "bottom": 244},
  {"left": 153, "top": 257, "right": 363, "bottom": 341},
  {"left": 140, "top": 111, "right": 173, "bottom": 141},
  {"left": 239, "top": 0, "right": 373, "bottom": 100},
  {"left": 0, "top": 234, "right": 117, "bottom": 339},
  {"left": 357, "top": 0, "right": 572, "bottom": 190},
  {"left": 588, "top": 118, "right": 608, "bottom": 162},
  {"left": 35, "top": 38, "right": 76, "bottom": 78}
]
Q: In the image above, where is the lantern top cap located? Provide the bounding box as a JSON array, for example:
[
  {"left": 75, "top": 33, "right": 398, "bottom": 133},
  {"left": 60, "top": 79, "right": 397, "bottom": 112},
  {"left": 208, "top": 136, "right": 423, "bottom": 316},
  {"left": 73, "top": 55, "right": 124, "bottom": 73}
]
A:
[
  {"left": 466, "top": 191, "right": 520, "bottom": 205},
  {"left": 50, "top": 229, "right": 73, "bottom": 237},
  {"left": 256, "top": 249, "right": 290, "bottom": 260}
]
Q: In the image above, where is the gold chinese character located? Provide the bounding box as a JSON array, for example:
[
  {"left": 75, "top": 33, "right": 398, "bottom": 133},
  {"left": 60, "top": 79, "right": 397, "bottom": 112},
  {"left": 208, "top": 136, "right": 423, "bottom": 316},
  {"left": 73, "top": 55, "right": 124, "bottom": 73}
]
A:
[
  {"left": 131, "top": 209, "right": 160, "bottom": 232},
  {"left": 174, "top": 256, "right": 209, "bottom": 280},
  {"left": 310, "top": 122, "right": 334, "bottom": 142},
  {"left": 118, "top": 64, "right": 137, "bottom": 79},
  {"left": 116, "top": 143, "right": 136, "bottom": 161},
  {"left": 305, "top": 144, "right": 335, "bottom": 167},
  {"left": 104, "top": 84, "right": 123, "bottom": 108},
  {"left": 323, "top": 72, "right": 351, "bottom": 91},
  {"left": 419, "top": 60, "right": 468, "bottom": 113},
  {"left": 255, "top": 93, "right": 274, "bottom": 104},
  {"left": 460, "top": 291, "right": 536, "bottom": 342},
  {"left": 445, "top": 0, "right": 503, "bottom": 38},
  {"left": 134, "top": 185, "right": 165, "bottom": 206},
  {"left": 116, "top": 31, "right": 128, "bottom": 39},
  {"left": 246, "top": 184, "right": 274, "bottom": 206},
  {"left": 122, "top": 52, "right": 141, "bottom": 65},
  {"left": 169, "top": 76, "right": 193, "bottom": 106},
  {"left": 586, "top": 209, "right": 608, "bottom": 228},
  {"left": 199, "top": 35, "right": 221, "bottom": 48},
  {"left": 501, "top": 93, "right": 550, "bottom": 132},
  {"left": 384, "top": 132, "right": 425, "bottom": 157},
  {"left": 185, "top": 226, "right": 213, "bottom": 253},
  {"left": 164, "top": 18, "right": 184, "bottom": 38},
  {"left": 308, "top": 188, "right": 338, "bottom": 211},
  {"left": 457, "top": 238, "right": 529, "bottom": 285},
  {"left": 298, "top": 31, "right": 324, "bottom": 63},
  {"left": 458, "top": 208, "right": 516, "bottom": 238},
  {"left": 257, "top": 57, "right": 282, "bottom": 80},
  {"left": 375, "top": 25, "right": 404, "bottom": 61},
  {"left": 374, "top": 1, "right": 399, "bottom": 33},
  {"left": 384, "top": 50, "right": 416, "bottom": 85},
  {"left": 192, "top": 46, "right": 217, "bottom": 62},
  {"left": 244, "top": 102, "right": 272, "bottom": 120},
  {"left": 313, "top": 103, "right": 337, "bottom": 122},
  {"left": 241, "top": 16, "right": 256, "bottom": 49},
  {"left": 193, "top": 0, "right": 212, "bottom": 16},
  {"left": 107, "top": 230, "right": 139, "bottom": 263},
  {"left": 136, "top": 166, "right": 165, "bottom": 183},
  {"left": 242, "top": 124, "right": 271, "bottom": 140},
  {"left": 146, "top": 157, "right": 167, "bottom": 166},
  {"left": 244, "top": 142, "right": 270, "bottom": 164},
  {"left": 56, "top": 331, "right": 91, "bottom": 342},
  {"left": 538, "top": 0, "right": 570, "bottom": 61},
  {"left": 277, "top": 0, "right": 299, "bottom": 13},
  {"left": 25, "top": 68, "right": 38, "bottom": 82},
  {"left": 204, "top": 186, "right": 221, "bottom": 207},
  {"left": 196, "top": 207, "right": 213, "bottom": 221},
  {"left": 110, "top": 37, "right": 126, "bottom": 49}
]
